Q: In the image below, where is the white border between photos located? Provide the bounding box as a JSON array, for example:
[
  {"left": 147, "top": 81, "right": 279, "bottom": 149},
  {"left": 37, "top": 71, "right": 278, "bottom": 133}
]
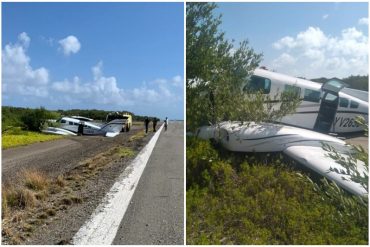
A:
[{"left": 183, "top": 0, "right": 187, "bottom": 245}]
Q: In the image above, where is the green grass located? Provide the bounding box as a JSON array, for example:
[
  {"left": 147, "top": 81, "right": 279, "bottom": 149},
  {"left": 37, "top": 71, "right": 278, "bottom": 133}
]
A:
[
  {"left": 129, "top": 130, "right": 146, "bottom": 142},
  {"left": 2, "top": 130, "right": 63, "bottom": 149},
  {"left": 117, "top": 147, "right": 136, "bottom": 158},
  {"left": 186, "top": 137, "right": 368, "bottom": 245}
]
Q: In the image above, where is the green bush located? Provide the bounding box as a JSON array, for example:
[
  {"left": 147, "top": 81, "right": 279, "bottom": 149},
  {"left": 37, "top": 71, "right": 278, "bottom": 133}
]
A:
[
  {"left": 186, "top": 138, "right": 368, "bottom": 245},
  {"left": 21, "top": 107, "right": 50, "bottom": 131}
]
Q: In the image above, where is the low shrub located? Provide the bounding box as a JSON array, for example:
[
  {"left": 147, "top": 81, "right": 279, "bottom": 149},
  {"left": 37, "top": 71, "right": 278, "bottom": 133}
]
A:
[
  {"left": 23, "top": 170, "right": 49, "bottom": 191},
  {"left": 186, "top": 137, "right": 368, "bottom": 244},
  {"left": 55, "top": 175, "right": 66, "bottom": 188},
  {"left": 2, "top": 186, "right": 36, "bottom": 210}
]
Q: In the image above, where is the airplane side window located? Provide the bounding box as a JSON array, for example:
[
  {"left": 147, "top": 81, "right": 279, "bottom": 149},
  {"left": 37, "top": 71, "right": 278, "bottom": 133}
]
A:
[
  {"left": 61, "top": 120, "right": 66, "bottom": 124},
  {"left": 339, "top": 98, "right": 349, "bottom": 108},
  {"left": 324, "top": 93, "right": 338, "bottom": 102},
  {"left": 284, "top": 85, "right": 301, "bottom": 97},
  {"left": 350, "top": 101, "right": 359, "bottom": 109},
  {"left": 69, "top": 122, "right": 73, "bottom": 125},
  {"left": 303, "top": 89, "right": 320, "bottom": 102},
  {"left": 243, "top": 76, "right": 271, "bottom": 94}
]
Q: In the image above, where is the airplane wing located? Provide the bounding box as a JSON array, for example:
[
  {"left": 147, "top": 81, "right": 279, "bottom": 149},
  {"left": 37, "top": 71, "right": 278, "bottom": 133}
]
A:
[
  {"left": 283, "top": 145, "right": 368, "bottom": 197},
  {"left": 42, "top": 127, "right": 77, "bottom": 136}
]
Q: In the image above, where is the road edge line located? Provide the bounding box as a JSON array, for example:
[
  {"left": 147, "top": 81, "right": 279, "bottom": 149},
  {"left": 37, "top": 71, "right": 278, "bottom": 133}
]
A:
[{"left": 72, "top": 124, "right": 164, "bottom": 245}]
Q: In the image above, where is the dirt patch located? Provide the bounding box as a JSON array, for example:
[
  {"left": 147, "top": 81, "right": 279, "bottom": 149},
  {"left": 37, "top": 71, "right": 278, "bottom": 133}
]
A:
[{"left": 2, "top": 129, "right": 155, "bottom": 245}]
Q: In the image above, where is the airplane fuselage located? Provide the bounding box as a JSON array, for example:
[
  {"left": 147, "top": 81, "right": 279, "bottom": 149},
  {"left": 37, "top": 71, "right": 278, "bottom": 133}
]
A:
[{"left": 248, "top": 69, "right": 368, "bottom": 133}]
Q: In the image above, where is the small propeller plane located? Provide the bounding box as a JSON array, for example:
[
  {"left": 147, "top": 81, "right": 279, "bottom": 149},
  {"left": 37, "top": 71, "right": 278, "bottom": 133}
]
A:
[{"left": 42, "top": 116, "right": 124, "bottom": 137}]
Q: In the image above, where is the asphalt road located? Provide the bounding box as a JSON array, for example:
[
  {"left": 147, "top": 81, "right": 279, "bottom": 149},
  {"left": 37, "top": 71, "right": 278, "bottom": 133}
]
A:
[{"left": 112, "top": 121, "right": 184, "bottom": 245}]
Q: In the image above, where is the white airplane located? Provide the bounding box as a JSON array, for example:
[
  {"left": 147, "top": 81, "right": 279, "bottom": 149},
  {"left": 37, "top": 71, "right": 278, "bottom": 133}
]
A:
[
  {"left": 197, "top": 121, "right": 368, "bottom": 197},
  {"left": 247, "top": 68, "right": 368, "bottom": 133},
  {"left": 42, "top": 116, "right": 124, "bottom": 137}
]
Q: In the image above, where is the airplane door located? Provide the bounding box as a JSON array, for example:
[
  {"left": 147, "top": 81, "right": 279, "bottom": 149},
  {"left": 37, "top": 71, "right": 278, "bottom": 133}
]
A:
[
  {"left": 314, "top": 79, "right": 347, "bottom": 133},
  {"left": 314, "top": 91, "right": 339, "bottom": 133}
]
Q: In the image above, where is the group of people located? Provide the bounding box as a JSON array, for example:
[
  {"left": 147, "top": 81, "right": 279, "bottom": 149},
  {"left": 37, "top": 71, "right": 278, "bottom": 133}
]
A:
[{"left": 144, "top": 117, "right": 168, "bottom": 133}]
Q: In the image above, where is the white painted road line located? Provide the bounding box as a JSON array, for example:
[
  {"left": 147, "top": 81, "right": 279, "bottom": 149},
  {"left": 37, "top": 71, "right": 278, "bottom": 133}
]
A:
[{"left": 72, "top": 124, "right": 164, "bottom": 245}]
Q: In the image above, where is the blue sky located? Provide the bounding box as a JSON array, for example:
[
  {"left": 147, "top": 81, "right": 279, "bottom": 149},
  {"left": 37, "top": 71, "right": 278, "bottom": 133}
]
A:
[
  {"left": 215, "top": 2, "right": 368, "bottom": 79},
  {"left": 2, "top": 2, "right": 184, "bottom": 119}
]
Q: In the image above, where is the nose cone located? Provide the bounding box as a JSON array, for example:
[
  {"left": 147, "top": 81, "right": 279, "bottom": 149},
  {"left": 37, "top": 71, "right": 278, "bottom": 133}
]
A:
[{"left": 196, "top": 126, "right": 216, "bottom": 140}]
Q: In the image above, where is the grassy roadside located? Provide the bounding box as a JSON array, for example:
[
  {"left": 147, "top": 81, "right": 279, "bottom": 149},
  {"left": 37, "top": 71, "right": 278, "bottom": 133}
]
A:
[
  {"left": 186, "top": 137, "right": 368, "bottom": 244},
  {"left": 2, "top": 128, "right": 64, "bottom": 149},
  {"left": 1, "top": 145, "right": 138, "bottom": 244},
  {"left": 129, "top": 130, "right": 147, "bottom": 142}
]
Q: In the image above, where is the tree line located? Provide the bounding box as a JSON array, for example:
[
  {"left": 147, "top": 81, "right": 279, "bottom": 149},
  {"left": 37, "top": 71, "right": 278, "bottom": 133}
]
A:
[{"left": 2, "top": 106, "right": 154, "bottom": 132}]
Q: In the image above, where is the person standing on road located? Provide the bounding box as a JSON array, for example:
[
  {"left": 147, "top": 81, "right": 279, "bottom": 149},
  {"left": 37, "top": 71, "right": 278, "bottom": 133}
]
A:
[
  {"left": 144, "top": 117, "right": 150, "bottom": 133},
  {"left": 153, "top": 117, "right": 158, "bottom": 132},
  {"left": 164, "top": 117, "right": 168, "bottom": 131}
]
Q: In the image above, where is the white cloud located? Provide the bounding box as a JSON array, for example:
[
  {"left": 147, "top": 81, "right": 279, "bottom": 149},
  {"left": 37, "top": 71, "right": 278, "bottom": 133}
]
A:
[
  {"left": 132, "top": 86, "right": 160, "bottom": 103},
  {"left": 2, "top": 32, "right": 49, "bottom": 97},
  {"left": 341, "top": 27, "right": 363, "bottom": 40},
  {"left": 322, "top": 14, "right": 329, "bottom": 20},
  {"left": 3, "top": 33, "right": 182, "bottom": 118},
  {"left": 92, "top": 61, "right": 103, "bottom": 80},
  {"left": 272, "top": 53, "right": 296, "bottom": 68},
  {"left": 18, "top": 32, "right": 30, "bottom": 48},
  {"left": 358, "top": 17, "right": 368, "bottom": 26},
  {"left": 273, "top": 36, "right": 295, "bottom": 50},
  {"left": 303, "top": 49, "right": 325, "bottom": 60},
  {"left": 58, "top": 35, "right": 81, "bottom": 55},
  {"left": 172, "top": 75, "right": 183, "bottom": 87},
  {"left": 274, "top": 27, "right": 328, "bottom": 50},
  {"left": 52, "top": 77, "right": 84, "bottom": 94},
  {"left": 296, "top": 27, "right": 328, "bottom": 48},
  {"left": 50, "top": 62, "right": 182, "bottom": 107},
  {"left": 146, "top": 75, "right": 183, "bottom": 100},
  {"left": 52, "top": 62, "right": 127, "bottom": 105},
  {"left": 270, "top": 26, "right": 368, "bottom": 78}
]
